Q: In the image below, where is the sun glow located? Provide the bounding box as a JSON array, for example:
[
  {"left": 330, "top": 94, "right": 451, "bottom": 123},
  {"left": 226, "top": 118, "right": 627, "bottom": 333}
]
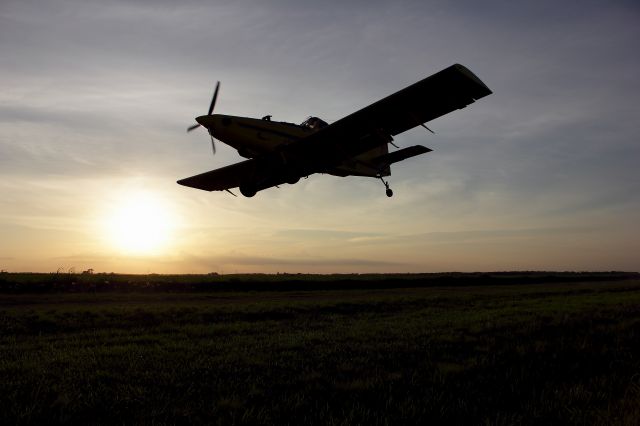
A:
[{"left": 104, "top": 191, "right": 175, "bottom": 254}]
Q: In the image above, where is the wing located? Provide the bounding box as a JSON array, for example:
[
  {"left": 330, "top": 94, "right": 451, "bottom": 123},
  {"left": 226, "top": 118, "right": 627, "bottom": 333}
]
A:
[
  {"left": 350, "top": 63, "right": 492, "bottom": 137},
  {"left": 177, "top": 153, "right": 293, "bottom": 193},
  {"left": 276, "top": 63, "right": 492, "bottom": 173},
  {"left": 177, "top": 159, "right": 257, "bottom": 191}
]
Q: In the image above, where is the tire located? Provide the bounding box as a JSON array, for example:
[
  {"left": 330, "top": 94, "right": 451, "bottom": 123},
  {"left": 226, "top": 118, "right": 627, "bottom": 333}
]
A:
[{"left": 239, "top": 184, "right": 257, "bottom": 198}]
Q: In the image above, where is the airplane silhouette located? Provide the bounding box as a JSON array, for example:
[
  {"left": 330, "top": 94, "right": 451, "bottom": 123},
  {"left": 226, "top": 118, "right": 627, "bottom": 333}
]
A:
[{"left": 179, "top": 64, "right": 492, "bottom": 197}]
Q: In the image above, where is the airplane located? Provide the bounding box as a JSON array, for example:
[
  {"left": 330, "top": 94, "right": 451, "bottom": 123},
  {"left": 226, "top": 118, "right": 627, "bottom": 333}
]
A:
[{"left": 178, "top": 64, "right": 492, "bottom": 198}]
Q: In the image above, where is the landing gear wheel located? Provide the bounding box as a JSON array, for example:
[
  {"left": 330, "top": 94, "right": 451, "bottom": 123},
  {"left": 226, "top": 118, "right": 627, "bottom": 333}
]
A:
[
  {"left": 378, "top": 176, "right": 394, "bottom": 198},
  {"left": 286, "top": 176, "right": 300, "bottom": 185},
  {"left": 239, "top": 184, "right": 257, "bottom": 198}
]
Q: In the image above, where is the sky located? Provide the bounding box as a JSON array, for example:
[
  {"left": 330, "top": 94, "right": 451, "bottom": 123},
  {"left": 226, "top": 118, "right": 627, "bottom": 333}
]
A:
[{"left": 1, "top": 0, "right": 639, "bottom": 273}]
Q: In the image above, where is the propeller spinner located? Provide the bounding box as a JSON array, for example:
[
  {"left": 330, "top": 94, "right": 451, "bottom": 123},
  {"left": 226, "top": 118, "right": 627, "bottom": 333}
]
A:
[{"left": 187, "top": 81, "right": 220, "bottom": 155}]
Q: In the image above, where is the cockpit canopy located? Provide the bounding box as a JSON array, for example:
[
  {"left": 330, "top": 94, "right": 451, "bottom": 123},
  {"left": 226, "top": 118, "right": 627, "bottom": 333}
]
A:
[{"left": 300, "top": 116, "right": 328, "bottom": 130}]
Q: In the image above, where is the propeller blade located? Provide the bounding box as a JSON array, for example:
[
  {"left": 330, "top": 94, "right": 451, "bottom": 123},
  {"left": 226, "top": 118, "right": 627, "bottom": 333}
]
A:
[
  {"left": 208, "top": 81, "right": 220, "bottom": 116},
  {"left": 187, "top": 81, "right": 221, "bottom": 154},
  {"left": 187, "top": 123, "right": 201, "bottom": 132}
]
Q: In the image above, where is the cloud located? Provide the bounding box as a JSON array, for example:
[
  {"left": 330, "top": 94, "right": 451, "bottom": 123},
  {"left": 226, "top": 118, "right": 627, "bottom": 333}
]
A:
[
  {"left": 344, "top": 226, "right": 599, "bottom": 246},
  {"left": 1, "top": 0, "right": 639, "bottom": 272},
  {"left": 214, "top": 255, "right": 405, "bottom": 268},
  {"left": 274, "top": 228, "right": 381, "bottom": 240}
]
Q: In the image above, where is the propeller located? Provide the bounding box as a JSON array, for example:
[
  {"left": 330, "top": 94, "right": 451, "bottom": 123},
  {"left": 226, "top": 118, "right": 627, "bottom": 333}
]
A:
[
  {"left": 187, "top": 81, "right": 220, "bottom": 155},
  {"left": 209, "top": 131, "right": 216, "bottom": 155}
]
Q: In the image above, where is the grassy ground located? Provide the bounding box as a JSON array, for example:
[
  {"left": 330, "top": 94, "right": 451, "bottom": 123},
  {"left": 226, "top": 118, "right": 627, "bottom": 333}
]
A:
[{"left": 1, "top": 275, "right": 640, "bottom": 424}]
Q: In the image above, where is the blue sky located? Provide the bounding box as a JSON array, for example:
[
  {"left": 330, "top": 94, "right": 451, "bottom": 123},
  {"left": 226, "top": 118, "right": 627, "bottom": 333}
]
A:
[{"left": 1, "top": 0, "right": 638, "bottom": 273}]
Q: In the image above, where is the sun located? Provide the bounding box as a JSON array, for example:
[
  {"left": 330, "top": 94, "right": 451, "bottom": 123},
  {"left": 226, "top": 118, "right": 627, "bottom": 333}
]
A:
[{"left": 104, "top": 191, "right": 175, "bottom": 254}]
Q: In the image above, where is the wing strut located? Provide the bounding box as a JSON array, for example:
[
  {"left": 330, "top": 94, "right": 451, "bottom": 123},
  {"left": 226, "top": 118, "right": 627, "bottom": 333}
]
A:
[{"left": 420, "top": 123, "right": 435, "bottom": 134}]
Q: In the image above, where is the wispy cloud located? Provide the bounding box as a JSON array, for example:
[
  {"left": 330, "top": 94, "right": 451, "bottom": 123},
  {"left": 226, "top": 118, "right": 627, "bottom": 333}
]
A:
[{"left": 1, "top": 0, "right": 639, "bottom": 272}]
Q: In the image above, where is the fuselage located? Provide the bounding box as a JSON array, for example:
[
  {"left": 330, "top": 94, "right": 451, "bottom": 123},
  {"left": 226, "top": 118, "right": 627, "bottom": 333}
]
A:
[
  {"left": 195, "top": 114, "right": 389, "bottom": 177},
  {"left": 196, "top": 114, "right": 313, "bottom": 158}
]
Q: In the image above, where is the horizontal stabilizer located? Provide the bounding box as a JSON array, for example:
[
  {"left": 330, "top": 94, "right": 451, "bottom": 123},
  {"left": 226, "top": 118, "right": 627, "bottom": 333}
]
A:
[{"left": 373, "top": 145, "right": 431, "bottom": 166}]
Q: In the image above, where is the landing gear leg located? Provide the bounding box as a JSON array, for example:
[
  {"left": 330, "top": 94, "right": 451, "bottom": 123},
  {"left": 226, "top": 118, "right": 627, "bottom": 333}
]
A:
[{"left": 378, "top": 176, "right": 393, "bottom": 197}]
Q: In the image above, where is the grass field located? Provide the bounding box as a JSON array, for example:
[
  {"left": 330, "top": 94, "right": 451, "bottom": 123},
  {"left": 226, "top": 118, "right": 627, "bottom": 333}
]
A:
[{"left": 1, "top": 273, "right": 640, "bottom": 424}]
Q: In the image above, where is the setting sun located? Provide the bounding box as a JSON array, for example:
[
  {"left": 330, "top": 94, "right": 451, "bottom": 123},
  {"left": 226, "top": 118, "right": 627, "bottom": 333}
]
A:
[{"left": 103, "top": 191, "right": 175, "bottom": 255}]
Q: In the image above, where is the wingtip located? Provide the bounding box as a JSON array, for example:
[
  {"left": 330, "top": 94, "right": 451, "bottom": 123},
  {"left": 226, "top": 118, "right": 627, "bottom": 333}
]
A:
[{"left": 451, "top": 63, "right": 492, "bottom": 96}]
